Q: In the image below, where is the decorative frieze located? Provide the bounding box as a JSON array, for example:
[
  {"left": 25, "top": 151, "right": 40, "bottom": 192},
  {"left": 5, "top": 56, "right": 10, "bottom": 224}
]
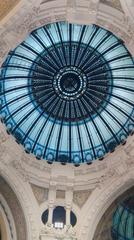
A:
[{"left": 40, "top": 224, "right": 77, "bottom": 240}]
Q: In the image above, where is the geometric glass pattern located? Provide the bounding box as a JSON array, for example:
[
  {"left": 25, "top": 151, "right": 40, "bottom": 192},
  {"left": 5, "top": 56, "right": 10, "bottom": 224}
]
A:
[
  {"left": 0, "top": 22, "right": 134, "bottom": 164},
  {"left": 111, "top": 197, "right": 134, "bottom": 239}
]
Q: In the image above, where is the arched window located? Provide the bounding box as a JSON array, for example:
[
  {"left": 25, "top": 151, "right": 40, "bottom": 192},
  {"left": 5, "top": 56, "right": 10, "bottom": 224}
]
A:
[{"left": 41, "top": 206, "right": 77, "bottom": 228}]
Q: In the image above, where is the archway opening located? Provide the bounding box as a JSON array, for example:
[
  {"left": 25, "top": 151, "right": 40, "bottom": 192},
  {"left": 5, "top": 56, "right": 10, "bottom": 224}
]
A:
[{"left": 93, "top": 186, "right": 134, "bottom": 240}]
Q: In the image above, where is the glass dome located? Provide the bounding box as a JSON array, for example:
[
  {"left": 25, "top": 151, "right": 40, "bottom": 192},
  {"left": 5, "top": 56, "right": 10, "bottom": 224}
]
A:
[
  {"left": 0, "top": 22, "right": 134, "bottom": 164},
  {"left": 111, "top": 197, "right": 134, "bottom": 239}
]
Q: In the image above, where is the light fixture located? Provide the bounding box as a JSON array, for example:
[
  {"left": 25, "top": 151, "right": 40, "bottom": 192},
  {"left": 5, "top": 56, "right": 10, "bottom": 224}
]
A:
[{"left": 54, "top": 222, "right": 64, "bottom": 229}]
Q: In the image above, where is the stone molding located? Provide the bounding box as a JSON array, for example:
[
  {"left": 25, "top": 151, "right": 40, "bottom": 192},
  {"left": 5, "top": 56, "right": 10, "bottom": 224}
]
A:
[
  {"left": 0, "top": 193, "right": 17, "bottom": 240},
  {"left": 120, "top": 0, "right": 134, "bottom": 23},
  {"left": 0, "top": 160, "right": 40, "bottom": 240},
  {"left": 0, "top": 0, "right": 134, "bottom": 65},
  {"left": 79, "top": 169, "right": 134, "bottom": 240},
  {"left": 40, "top": 224, "right": 77, "bottom": 240},
  {"left": 1, "top": 120, "right": 134, "bottom": 191}
]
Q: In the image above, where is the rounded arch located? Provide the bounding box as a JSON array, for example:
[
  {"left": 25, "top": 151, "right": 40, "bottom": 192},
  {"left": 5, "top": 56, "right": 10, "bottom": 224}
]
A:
[
  {"left": 39, "top": 198, "right": 80, "bottom": 227},
  {"left": 0, "top": 161, "right": 40, "bottom": 240},
  {"left": 120, "top": 0, "right": 134, "bottom": 23},
  {"left": 93, "top": 186, "right": 134, "bottom": 240},
  {"left": 0, "top": 193, "right": 17, "bottom": 240},
  {"left": 0, "top": 207, "right": 9, "bottom": 240},
  {"left": 79, "top": 170, "right": 134, "bottom": 240}
]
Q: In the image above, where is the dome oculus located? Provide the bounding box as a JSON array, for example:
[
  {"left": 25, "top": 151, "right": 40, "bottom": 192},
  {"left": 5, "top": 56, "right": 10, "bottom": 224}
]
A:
[{"left": 0, "top": 22, "right": 134, "bottom": 164}]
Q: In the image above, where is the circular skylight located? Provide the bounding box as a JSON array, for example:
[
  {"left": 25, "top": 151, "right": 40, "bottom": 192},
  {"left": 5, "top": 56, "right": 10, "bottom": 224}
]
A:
[{"left": 0, "top": 22, "right": 134, "bottom": 164}]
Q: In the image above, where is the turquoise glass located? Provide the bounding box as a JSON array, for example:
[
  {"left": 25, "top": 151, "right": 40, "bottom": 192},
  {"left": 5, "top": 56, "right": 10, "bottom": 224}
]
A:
[
  {"left": 111, "top": 198, "right": 134, "bottom": 239},
  {"left": 0, "top": 22, "right": 134, "bottom": 164}
]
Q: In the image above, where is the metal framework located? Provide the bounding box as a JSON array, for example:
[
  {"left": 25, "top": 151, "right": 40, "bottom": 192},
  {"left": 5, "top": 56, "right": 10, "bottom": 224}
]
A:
[
  {"left": 111, "top": 197, "right": 134, "bottom": 240},
  {"left": 0, "top": 22, "right": 134, "bottom": 164}
]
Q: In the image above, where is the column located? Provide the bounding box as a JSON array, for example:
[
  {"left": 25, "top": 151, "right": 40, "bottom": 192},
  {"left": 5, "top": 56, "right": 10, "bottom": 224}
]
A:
[
  {"left": 65, "top": 186, "right": 73, "bottom": 226},
  {"left": 66, "top": 206, "right": 71, "bottom": 226},
  {"left": 47, "top": 205, "right": 54, "bottom": 225},
  {"left": 47, "top": 183, "right": 56, "bottom": 226}
]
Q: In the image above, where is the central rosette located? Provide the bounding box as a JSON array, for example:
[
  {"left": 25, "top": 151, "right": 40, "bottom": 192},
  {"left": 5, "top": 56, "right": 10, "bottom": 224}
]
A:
[
  {"left": 31, "top": 42, "right": 112, "bottom": 122},
  {"left": 53, "top": 67, "right": 87, "bottom": 100}
]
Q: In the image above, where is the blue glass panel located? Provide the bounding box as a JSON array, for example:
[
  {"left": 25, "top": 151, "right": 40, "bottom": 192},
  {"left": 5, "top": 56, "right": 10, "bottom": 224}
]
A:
[
  {"left": 111, "top": 198, "right": 134, "bottom": 240},
  {"left": 1, "top": 22, "right": 134, "bottom": 164}
]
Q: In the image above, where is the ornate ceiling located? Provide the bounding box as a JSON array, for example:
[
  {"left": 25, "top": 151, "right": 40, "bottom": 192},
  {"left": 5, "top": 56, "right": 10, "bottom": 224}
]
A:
[
  {"left": 0, "top": 2, "right": 134, "bottom": 240},
  {"left": 1, "top": 22, "right": 134, "bottom": 164},
  {"left": 0, "top": 0, "right": 134, "bottom": 173}
]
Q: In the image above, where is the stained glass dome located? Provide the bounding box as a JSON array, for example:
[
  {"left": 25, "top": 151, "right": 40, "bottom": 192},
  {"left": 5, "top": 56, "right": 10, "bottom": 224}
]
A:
[
  {"left": 0, "top": 22, "right": 134, "bottom": 164},
  {"left": 111, "top": 197, "right": 134, "bottom": 239}
]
